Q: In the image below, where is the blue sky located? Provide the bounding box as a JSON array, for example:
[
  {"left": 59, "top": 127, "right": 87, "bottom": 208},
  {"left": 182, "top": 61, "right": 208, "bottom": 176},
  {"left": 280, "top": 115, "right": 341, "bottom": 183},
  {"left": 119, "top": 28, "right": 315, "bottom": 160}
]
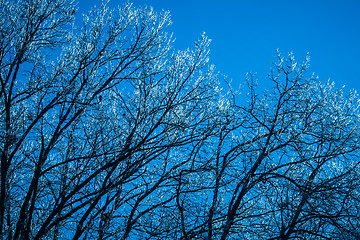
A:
[{"left": 80, "top": 0, "right": 360, "bottom": 92}]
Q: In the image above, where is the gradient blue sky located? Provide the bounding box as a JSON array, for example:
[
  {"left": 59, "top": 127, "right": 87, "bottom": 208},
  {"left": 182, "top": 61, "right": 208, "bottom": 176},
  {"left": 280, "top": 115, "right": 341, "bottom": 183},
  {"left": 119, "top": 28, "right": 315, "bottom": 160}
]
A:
[{"left": 80, "top": 0, "right": 360, "bottom": 92}]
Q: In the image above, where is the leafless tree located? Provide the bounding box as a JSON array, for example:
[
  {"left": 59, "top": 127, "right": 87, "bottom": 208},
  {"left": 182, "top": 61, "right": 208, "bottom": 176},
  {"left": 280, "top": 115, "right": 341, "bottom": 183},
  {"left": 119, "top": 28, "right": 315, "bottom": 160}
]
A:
[
  {"left": 0, "top": 1, "right": 224, "bottom": 239},
  {"left": 156, "top": 53, "right": 360, "bottom": 240},
  {"left": 1, "top": 1, "right": 360, "bottom": 240}
]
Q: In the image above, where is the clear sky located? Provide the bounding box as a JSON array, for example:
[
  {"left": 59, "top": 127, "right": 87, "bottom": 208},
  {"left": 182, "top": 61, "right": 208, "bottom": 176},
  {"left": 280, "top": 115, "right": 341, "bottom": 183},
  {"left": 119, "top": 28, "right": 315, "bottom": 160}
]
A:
[{"left": 79, "top": 0, "right": 360, "bottom": 92}]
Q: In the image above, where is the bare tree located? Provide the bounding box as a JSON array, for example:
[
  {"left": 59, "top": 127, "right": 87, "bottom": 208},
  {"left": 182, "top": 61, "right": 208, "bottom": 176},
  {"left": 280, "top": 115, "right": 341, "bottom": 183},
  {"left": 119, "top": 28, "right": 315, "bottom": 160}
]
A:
[
  {"left": 155, "top": 52, "right": 360, "bottom": 240},
  {"left": 217, "top": 53, "right": 360, "bottom": 240},
  {"left": 1, "top": 1, "right": 360, "bottom": 240},
  {"left": 0, "top": 1, "right": 224, "bottom": 239}
]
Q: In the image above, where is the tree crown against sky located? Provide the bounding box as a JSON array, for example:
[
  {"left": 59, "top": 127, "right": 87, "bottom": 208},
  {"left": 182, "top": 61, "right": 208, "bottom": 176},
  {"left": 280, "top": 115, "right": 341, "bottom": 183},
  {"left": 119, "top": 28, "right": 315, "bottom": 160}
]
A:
[{"left": 1, "top": 0, "right": 360, "bottom": 239}]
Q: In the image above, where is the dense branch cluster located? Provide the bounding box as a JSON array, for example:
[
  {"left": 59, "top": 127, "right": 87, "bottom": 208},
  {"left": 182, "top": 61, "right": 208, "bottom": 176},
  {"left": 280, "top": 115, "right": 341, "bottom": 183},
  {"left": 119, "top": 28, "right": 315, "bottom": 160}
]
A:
[{"left": 1, "top": 1, "right": 359, "bottom": 239}]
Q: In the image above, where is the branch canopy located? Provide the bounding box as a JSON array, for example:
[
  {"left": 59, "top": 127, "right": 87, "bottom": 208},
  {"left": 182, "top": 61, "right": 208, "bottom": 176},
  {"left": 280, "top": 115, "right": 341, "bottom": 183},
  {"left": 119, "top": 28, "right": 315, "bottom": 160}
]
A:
[{"left": 0, "top": 1, "right": 359, "bottom": 240}]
